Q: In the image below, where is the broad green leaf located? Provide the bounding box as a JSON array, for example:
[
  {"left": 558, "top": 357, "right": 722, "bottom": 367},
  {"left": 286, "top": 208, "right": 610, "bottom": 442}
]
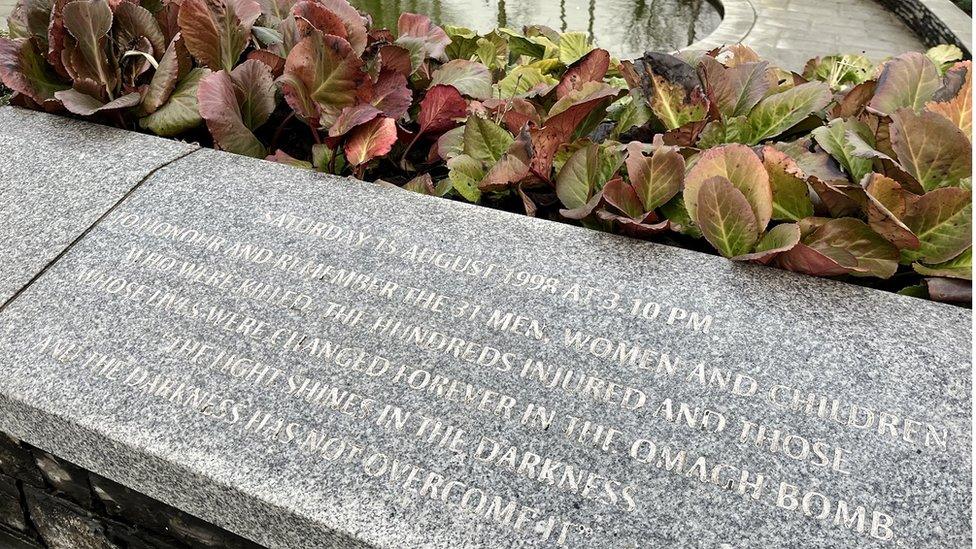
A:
[
  {"left": 429, "top": 59, "right": 491, "bottom": 99},
  {"left": 761, "top": 146, "right": 814, "bottom": 222},
  {"left": 625, "top": 142, "right": 684, "bottom": 211},
  {"left": 178, "top": 0, "right": 261, "bottom": 73},
  {"left": 695, "top": 176, "right": 760, "bottom": 258},
  {"left": 556, "top": 143, "right": 602, "bottom": 210},
  {"left": 557, "top": 31, "right": 592, "bottom": 65},
  {"left": 900, "top": 187, "right": 972, "bottom": 264},
  {"left": 660, "top": 195, "right": 701, "bottom": 238},
  {"left": 648, "top": 70, "right": 707, "bottom": 130},
  {"left": 447, "top": 154, "right": 484, "bottom": 202},
  {"left": 734, "top": 82, "right": 832, "bottom": 144},
  {"left": 801, "top": 54, "right": 873, "bottom": 90},
  {"left": 140, "top": 68, "right": 208, "bottom": 136},
  {"left": 444, "top": 26, "right": 480, "bottom": 60},
  {"left": 890, "top": 108, "right": 971, "bottom": 191},
  {"left": 811, "top": 118, "right": 874, "bottom": 183},
  {"left": 463, "top": 116, "right": 513, "bottom": 163},
  {"left": 609, "top": 93, "right": 651, "bottom": 138},
  {"left": 868, "top": 52, "right": 941, "bottom": 115},
  {"left": 734, "top": 223, "right": 801, "bottom": 263},
  {"left": 926, "top": 45, "right": 963, "bottom": 73},
  {"left": 685, "top": 144, "right": 772, "bottom": 231},
  {"left": 913, "top": 247, "right": 972, "bottom": 280},
  {"left": 495, "top": 65, "right": 557, "bottom": 98}
]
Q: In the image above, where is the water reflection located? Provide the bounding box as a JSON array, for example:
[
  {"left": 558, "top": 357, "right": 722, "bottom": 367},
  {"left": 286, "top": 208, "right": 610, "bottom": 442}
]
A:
[{"left": 352, "top": 0, "right": 721, "bottom": 57}]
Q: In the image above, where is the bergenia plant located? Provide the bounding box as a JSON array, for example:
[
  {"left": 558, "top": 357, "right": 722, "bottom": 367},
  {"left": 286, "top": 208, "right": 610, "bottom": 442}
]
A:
[{"left": 0, "top": 0, "right": 971, "bottom": 303}]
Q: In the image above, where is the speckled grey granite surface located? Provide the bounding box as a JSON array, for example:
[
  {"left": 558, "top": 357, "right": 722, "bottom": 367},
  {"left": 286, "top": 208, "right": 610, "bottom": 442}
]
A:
[
  {"left": 0, "top": 107, "right": 198, "bottom": 305},
  {"left": 0, "top": 140, "right": 971, "bottom": 548}
]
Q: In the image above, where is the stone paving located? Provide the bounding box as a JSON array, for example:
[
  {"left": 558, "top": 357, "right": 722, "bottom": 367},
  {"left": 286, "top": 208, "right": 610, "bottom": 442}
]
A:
[{"left": 694, "top": 0, "right": 928, "bottom": 69}]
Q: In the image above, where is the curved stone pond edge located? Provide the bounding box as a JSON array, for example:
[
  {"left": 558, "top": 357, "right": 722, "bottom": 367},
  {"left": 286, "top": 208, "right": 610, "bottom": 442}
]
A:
[{"left": 687, "top": 0, "right": 971, "bottom": 62}]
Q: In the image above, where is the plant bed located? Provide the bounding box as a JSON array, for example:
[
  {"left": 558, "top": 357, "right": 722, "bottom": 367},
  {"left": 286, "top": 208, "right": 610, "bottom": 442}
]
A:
[{"left": 0, "top": 0, "right": 971, "bottom": 304}]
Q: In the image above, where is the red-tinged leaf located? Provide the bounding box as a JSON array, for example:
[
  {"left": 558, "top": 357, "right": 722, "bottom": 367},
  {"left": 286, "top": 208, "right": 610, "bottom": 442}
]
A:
[
  {"left": 113, "top": 1, "right": 166, "bottom": 57},
  {"left": 560, "top": 193, "right": 603, "bottom": 220},
  {"left": 734, "top": 223, "right": 801, "bottom": 264},
  {"left": 530, "top": 83, "right": 621, "bottom": 178},
  {"left": 433, "top": 125, "right": 464, "bottom": 161},
  {"left": 429, "top": 59, "right": 491, "bottom": 100},
  {"left": 140, "top": 67, "right": 208, "bottom": 136},
  {"left": 418, "top": 84, "right": 467, "bottom": 134},
  {"left": 602, "top": 177, "right": 644, "bottom": 219},
  {"left": 700, "top": 56, "right": 773, "bottom": 119},
  {"left": 379, "top": 44, "right": 412, "bottom": 76},
  {"left": 178, "top": 0, "right": 261, "bottom": 73},
  {"left": 257, "top": 0, "right": 296, "bottom": 27},
  {"left": 61, "top": 0, "right": 114, "bottom": 88},
  {"left": 55, "top": 88, "right": 140, "bottom": 114},
  {"left": 803, "top": 218, "right": 900, "bottom": 278},
  {"left": 483, "top": 97, "right": 540, "bottom": 132},
  {"left": 371, "top": 69, "right": 411, "bottom": 118},
  {"left": 926, "top": 277, "right": 972, "bottom": 304},
  {"left": 684, "top": 144, "right": 772, "bottom": 232},
  {"left": 329, "top": 103, "right": 381, "bottom": 137},
  {"left": 316, "top": 0, "right": 367, "bottom": 55},
  {"left": 807, "top": 175, "right": 865, "bottom": 218},
  {"left": 396, "top": 12, "right": 449, "bottom": 60},
  {"left": 555, "top": 48, "right": 610, "bottom": 99},
  {"left": 292, "top": 0, "right": 347, "bottom": 40},
  {"left": 625, "top": 141, "right": 684, "bottom": 212},
  {"left": 142, "top": 35, "right": 191, "bottom": 114},
  {"left": 832, "top": 80, "right": 877, "bottom": 119},
  {"left": 230, "top": 58, "right": 275, "bottom": 130},
  {"left": 777, "top": 242, "right": 859, "bottom": 277},
  {"left": 900, "top": 187, "right": 972, "bottom": 264},
  {"left": 266, "top": 148, "right": 312, "bottom": 168},
  {"left": 889, "top": 108, "right": 971, "bottom": 192},
  {"left": 862, "top": 173, "right": 920, "bottom": 250},
  {"left": 595, "top": 209, "right": 670, "bottom": 238},
  {"left": 281, "top": 30, "right": 369, "bottom": 128},
  {"left": 868, "top": 52, "right": 941, "bottom": 116},
  {"left": 0, "top": 37, "right": 69, "bottom": 104},
  {"left": 695, "top": 175, "right": 760, "bottom": 258},
  {"left": 345, "top": 116, "right": 397, "bottom": 166},
  {"left": 926, "top": 61, "right": 971, "bottom": 139},
  {"left": 198, "top": 69, "right": 265, "bottom": 157},
  {"left": 247, "top": 49, "right": 285, "bottom": 77}
]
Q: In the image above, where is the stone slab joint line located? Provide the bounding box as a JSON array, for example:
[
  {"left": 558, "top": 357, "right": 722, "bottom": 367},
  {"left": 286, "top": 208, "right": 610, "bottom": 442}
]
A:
[{"left": 0, "top": 146, "right": 203, "bottom": 315}]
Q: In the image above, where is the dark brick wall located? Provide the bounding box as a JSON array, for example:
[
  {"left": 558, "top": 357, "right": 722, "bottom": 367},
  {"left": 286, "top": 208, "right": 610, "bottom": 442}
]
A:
[{"left": 0, "top": 433, "right": 267, "bottom": 549}]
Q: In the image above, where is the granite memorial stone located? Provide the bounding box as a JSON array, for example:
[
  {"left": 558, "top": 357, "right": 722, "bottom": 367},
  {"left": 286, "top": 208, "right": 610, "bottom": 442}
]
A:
[
  {"left": 0, "top": 109, "right": 971, "bottom": 548},
  {"left": 0, "top": 107, "right": 198, "bottom": 304}
]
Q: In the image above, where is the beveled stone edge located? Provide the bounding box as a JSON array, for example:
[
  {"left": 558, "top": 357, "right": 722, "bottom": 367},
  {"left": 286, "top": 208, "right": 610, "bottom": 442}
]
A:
[
  {"left": 0, "top": 391, "right": 368, "bottom": 549},
  {"left": 913, "top": 0, "right": 973, "bottom": 53}
]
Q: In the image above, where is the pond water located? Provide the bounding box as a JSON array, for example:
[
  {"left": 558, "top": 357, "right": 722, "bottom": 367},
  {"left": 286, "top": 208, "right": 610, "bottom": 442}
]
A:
[{"left": 352, "top": 0, "right": 722, "bottom": 58}]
